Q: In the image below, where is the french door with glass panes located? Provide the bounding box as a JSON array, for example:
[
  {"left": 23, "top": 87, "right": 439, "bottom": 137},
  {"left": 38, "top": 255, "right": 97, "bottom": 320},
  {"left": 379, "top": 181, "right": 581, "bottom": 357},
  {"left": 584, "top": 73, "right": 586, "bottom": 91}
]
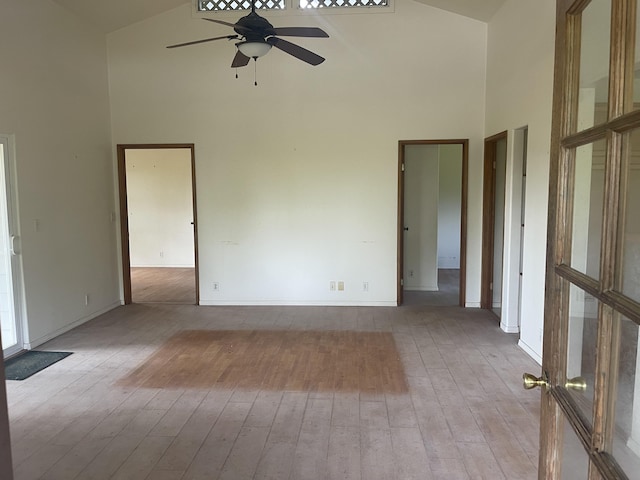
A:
[{"left": 529, "top": 0, "right": 640, "bottom": 477}]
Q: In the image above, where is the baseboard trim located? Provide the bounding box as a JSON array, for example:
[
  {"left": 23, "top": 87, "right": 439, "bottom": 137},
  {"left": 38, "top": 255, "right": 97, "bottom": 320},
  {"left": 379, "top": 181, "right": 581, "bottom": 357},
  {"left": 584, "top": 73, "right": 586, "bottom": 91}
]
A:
[
  {"left": 24, "top": 300, "right": 121, "bottom": 350},
  {"left": 403, "top": 286, "right": 439, "bottom": 292},
  {"left": 500, "top": 322, "right": 520, "bottom": 334},
  {"left": 131, "top": 264, "right": 195, "bottom": 268},
  {"left": 465, "top": 302, "right": 481, "bottom": 308},
  {"left": 199, "top": 300, "right": 398, "bottom": 307},
  {"left": 518, "top": 339, "right": 542, "bottom": 366}
]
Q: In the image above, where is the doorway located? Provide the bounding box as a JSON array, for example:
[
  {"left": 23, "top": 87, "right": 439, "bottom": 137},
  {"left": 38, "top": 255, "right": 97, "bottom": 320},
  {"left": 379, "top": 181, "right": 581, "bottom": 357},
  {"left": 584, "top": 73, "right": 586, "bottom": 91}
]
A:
[
  {"left": 397, "top": 140, "right": 468, "bottom": 306},
  {"left": 0, "top": 135, "right": 25, "bottom": 359},
  {"left": 481, "top": 132, "right": 508, "bottom": 316},
  {"left": 117, "top": 144, "right": 199, "bottom": 305}
]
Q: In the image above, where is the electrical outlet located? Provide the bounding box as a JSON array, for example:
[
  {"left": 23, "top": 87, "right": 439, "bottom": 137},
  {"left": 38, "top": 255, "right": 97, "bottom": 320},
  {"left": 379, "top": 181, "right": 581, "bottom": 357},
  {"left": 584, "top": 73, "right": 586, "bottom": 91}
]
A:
[
  {"left": 160, "top": 251, "right": 164, "bottom": 258},
  {"left": 330, "top": 281, "right": 336, "bottom": 291},
  {"left": 409, "top": 270, "right": 414, "bottom": 277},
  {"left": 363, "top": 282, "right": 369, "bottom": 292},
  {"left": 213, "top": 282, "right": 220, "bottom": 291},
  {"left": 338, "top": 281, "right": 345, "bottom": 291}
]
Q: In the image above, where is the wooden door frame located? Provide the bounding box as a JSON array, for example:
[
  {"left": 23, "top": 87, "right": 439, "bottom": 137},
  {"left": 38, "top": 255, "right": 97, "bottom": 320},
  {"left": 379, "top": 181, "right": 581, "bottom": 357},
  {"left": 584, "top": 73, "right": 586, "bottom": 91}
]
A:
[
  {"left": 397, "top": 139, "right": 468, "bottom": 306},
  {"left": 481, "top": 131, "right": 508, "bottom": 310},
  {"left": 117, "top": 144, "right": 200, "bottom": 305}
]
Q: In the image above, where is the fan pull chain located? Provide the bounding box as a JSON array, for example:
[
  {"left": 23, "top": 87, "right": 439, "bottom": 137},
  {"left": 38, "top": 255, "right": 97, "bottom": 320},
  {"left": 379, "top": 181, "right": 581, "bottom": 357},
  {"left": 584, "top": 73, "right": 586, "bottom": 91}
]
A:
[
  {"left": 254, "top": 59, "right": 258, "bottom": 86},
  {"left": 235, "top": 67, "right": 238, "bottom": 79}
]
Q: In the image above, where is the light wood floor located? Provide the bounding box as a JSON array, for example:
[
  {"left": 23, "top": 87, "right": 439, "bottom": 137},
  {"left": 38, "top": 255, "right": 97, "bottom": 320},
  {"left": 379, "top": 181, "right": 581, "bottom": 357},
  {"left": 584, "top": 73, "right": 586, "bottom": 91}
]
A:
[
  {"left": 131, "top": 268, "right": 196, "bottom": 304},
  {"left": 6, "top": 304, "right": 541, "bottom": 479},
  {"left": 403, "top": 269, "right": 460, "bottom": 307}
]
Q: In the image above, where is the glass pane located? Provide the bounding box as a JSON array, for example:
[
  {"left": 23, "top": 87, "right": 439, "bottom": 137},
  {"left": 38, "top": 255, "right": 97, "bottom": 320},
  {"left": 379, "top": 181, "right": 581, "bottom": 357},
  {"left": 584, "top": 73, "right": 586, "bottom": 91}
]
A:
[
  {"left": 577, "top": 0, "right": 611, "bottom": 131},
  {"left": 0, "top": 142, "right": 16, "bottom": 351},
  {"left": 620, "top": 130, "right": 640, "bottom": 304},
  {"left": 562, "top": 418, "right": 591, "bottom": 479},
  {"left": 566, "top": 284, "right": 597, "bottom": 424},
  {"left": 613, "top": 316, "right": 640, "bottom": 476},
  {"left": 570, "top": 140, "right": 605, "bottom": 279}
]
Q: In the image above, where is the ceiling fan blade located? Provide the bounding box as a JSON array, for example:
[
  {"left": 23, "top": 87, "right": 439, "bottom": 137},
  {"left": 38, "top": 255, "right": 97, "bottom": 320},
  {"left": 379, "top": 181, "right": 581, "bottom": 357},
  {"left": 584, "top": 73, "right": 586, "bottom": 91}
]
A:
[
  {"left": 231, "top": 50, "right": 251, "bottom": 68},
  {"left": 266, "top": 37, "right": 325, "bottom": 66},
  {"left": 269, "top": 27, "right": 329, "bottom": 38},
  {"left": 167, "top": 34, "right": 238, "bottom": 49},
  {"left": 202, "top": 18, "right": 250, "bottom": 32}
]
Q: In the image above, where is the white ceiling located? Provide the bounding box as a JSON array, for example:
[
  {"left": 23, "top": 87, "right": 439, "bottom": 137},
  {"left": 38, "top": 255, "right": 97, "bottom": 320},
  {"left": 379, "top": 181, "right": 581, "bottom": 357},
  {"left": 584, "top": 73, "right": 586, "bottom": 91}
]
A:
[
  {"left": 413, "top": 0, "right": 507, "bottom": 22},
  {"left": 51, "top": 0, "right": 507, "bottom": 33}
]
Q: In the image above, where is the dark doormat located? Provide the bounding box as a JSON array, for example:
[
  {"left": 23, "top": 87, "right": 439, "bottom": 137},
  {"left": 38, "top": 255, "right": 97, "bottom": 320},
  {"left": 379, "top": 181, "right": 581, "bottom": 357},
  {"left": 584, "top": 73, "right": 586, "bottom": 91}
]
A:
[{"left": 4, "top": 351, "right": 73, "bottom": 380}]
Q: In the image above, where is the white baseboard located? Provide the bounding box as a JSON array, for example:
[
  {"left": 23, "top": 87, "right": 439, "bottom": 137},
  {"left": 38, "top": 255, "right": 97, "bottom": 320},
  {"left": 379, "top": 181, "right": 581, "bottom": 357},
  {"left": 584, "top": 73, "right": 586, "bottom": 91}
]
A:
[
  {"left": 199, "top": 300, "right": 398, "bottom": 307},
  {"left": 518, "top": 339, "right": 543, "bottom": 366},
  {"left": 404, "top": 285, "right": 439, "bottom": 292},
  {"left": 628, "top": 437, "right": 640, "bottom": 457},
  {"left": 465, "top": 302, "right": 481, "bottom": 308},
  {"left": 500, "top": 322, "right": 520, "bottom": 334},
  {"left": 24, "top": 300, "right": 121, "bottom": 350},
  {"left": 131, "top": 264, "right": 195, "bottom": 268}
]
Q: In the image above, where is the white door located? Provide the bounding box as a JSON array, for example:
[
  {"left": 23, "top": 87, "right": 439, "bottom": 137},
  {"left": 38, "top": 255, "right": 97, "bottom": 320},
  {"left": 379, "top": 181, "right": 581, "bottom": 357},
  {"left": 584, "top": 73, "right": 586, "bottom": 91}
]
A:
[{"left": 0, "top": 136, "right": 24, "bottom": 358}]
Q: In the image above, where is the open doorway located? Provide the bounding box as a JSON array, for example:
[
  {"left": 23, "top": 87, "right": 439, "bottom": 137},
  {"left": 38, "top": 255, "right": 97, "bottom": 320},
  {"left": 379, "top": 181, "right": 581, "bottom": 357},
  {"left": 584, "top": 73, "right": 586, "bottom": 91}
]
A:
[
  {"left": 397, "top": 140, "right": 468, "bottom": 306},
  {"left": 117, "top": 144, "right": 199, "bottom": 305}
]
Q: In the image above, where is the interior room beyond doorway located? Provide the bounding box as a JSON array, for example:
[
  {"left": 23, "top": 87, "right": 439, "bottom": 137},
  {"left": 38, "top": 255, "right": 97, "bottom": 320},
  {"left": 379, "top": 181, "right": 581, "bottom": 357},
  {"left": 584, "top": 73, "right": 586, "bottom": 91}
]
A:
[
  {"left": 119, "top": 145, "right": 198, "bottom": 305},
  {"left": 400, "top": 142, "right": 465, "bottom": 307}
]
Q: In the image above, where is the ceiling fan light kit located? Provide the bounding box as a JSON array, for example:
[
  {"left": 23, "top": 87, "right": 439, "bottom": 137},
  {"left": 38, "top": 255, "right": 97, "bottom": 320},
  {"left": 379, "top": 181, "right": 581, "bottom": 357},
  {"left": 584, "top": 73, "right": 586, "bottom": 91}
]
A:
[
  {"left": 167, "top": 0, "right": 329, "bottom": 79},
  {"left": 237, "top": 41, "right": 272, "bottom": 59}
]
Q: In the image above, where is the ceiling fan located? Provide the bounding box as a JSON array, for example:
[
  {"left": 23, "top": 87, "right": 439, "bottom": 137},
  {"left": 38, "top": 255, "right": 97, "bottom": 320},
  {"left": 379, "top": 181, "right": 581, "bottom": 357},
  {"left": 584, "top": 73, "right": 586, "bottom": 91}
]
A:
[{"left": 167, "top": 1, "right": 329, "bottom": 68}]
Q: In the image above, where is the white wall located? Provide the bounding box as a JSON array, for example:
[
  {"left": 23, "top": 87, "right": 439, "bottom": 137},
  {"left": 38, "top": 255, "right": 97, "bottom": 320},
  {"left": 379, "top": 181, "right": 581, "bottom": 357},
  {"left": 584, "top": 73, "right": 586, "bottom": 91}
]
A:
[
  {"left": 485, "top": 0, "right": 556, "bottom": 362},
  {"left": 107, "top": 1, "right": 488, "bottom": 306},
  {"left": 0, "top": 1, "right": 119, "bottom": 347},
  {"left": 404, "top": 145, "right": 439, "bottom": 291},
  {"left": 437, "top": 145, "right": 462, "bottom": 269},
  {"left": 126, "top": 149, "right": 195, "bottom": 268}
]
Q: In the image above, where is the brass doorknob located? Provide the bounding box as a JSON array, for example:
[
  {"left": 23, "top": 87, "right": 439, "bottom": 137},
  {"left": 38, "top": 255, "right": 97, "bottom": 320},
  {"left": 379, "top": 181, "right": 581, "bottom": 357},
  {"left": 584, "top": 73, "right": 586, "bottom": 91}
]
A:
[
  {"left": 565, "top": 376, "right": 587, "bottom": 391},
  {"left": 523, "top": 372, "right": 548, "bottom": 390}
]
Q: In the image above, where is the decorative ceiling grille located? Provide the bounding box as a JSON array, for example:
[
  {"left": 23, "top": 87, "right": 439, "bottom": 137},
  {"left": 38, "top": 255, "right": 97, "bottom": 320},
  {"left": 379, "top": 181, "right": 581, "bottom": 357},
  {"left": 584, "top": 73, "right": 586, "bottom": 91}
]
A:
[
  {"left": 198, "top": 0, "right": 285, "bottom": 11},
  {"left": 299, "top": 0, "right": 387, "bottom": 8}
]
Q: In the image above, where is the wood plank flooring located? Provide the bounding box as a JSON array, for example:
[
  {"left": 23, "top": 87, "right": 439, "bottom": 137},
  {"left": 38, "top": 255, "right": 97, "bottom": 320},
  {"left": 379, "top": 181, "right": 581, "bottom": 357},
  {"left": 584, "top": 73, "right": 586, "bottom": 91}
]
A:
[
  {"left": 5, "top": 304, "right": 541, "bottom": 479},
  {"left": 131, "top": 268, "right": 196, "bottom": 304},
  {"left": 403, "top": 269, "right": 460, "bottom": 307},
  {"left": 119, "top": 330, "right": 408, "bottom": 394}
]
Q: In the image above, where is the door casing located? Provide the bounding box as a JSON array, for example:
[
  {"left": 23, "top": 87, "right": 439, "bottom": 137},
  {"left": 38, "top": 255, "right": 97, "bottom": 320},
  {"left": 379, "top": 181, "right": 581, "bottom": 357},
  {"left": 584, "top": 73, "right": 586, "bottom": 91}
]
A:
[
  {"left": 397, "top": 139, "right": 468, "bottom": 306},
  {"left": 0, "top": 135, "right": 25, "bottom": 358},
  {"left": 481, "top": 131, "right": 508, "bottom": 311},
  {"left": 117, "top": 144, "right": 200, "bottom": 305}
]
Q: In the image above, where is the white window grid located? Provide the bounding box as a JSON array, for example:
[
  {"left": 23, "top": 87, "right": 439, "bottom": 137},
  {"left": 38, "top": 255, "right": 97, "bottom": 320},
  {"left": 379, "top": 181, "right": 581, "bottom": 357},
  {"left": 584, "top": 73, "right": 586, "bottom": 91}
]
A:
[{"left": 198, "top": 0, "right": 387, "bottom": 11}]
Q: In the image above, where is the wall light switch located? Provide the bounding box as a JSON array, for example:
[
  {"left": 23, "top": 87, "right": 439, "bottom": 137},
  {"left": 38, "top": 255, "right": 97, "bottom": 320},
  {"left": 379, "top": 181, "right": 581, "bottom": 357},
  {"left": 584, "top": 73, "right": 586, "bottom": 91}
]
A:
[{"left": 338, "top": 281, "right": 345, "bottom": 291}]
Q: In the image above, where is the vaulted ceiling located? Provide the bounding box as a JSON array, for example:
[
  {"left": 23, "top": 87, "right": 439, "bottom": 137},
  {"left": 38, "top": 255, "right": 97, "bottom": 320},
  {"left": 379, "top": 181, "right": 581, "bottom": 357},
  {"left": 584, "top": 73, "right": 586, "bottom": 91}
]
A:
[{"left": 51, "top": 0, "right": 507, "bottom": 33}]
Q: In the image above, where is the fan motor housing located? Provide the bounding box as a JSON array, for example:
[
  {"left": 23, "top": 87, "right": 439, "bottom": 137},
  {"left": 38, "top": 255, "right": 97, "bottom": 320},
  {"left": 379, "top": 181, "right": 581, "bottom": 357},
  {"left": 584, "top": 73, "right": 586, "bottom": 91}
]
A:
[{"left": 235, "top": 11, "right": 274, "bottom": 39}]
